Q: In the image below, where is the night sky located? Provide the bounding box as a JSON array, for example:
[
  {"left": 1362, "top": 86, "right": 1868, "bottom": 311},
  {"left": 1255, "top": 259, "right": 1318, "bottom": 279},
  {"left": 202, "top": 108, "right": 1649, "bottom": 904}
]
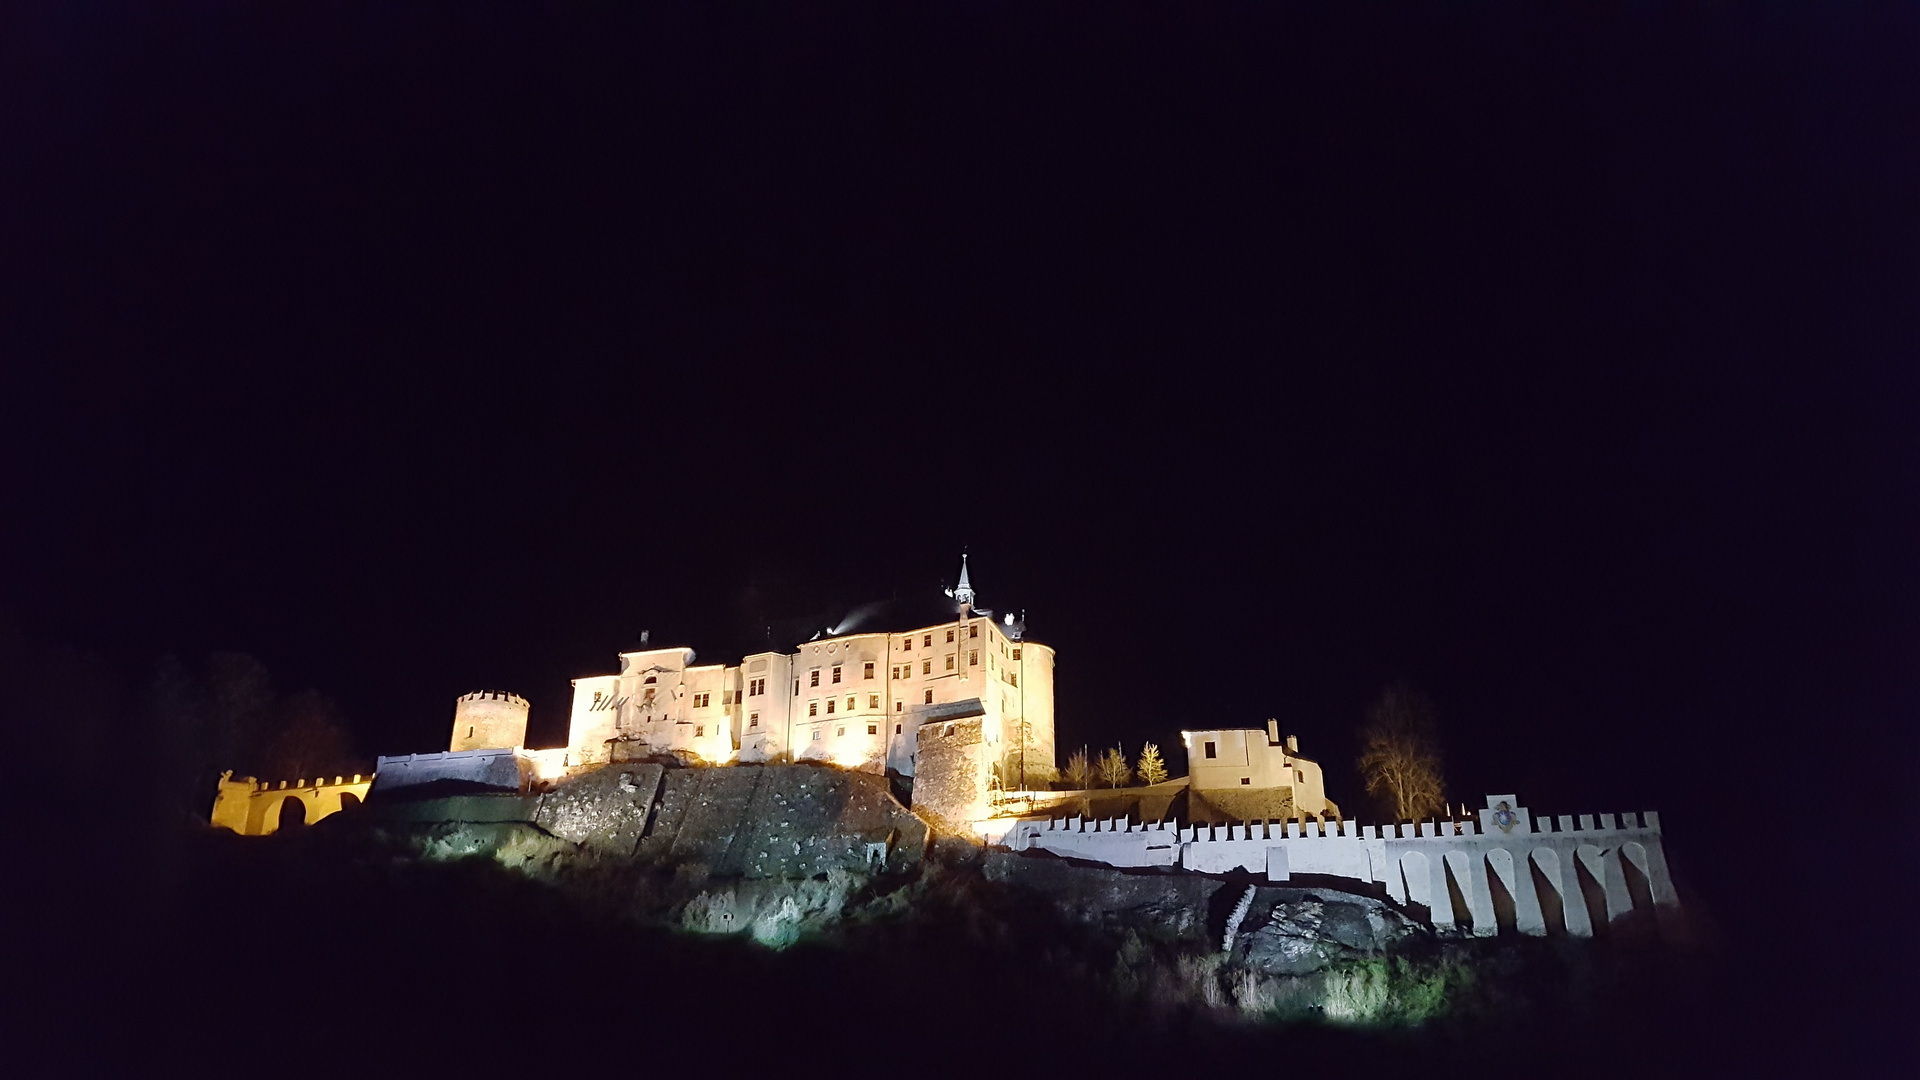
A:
[{"left": 4, "top": 4, "right": 1916, "bottom": 928}]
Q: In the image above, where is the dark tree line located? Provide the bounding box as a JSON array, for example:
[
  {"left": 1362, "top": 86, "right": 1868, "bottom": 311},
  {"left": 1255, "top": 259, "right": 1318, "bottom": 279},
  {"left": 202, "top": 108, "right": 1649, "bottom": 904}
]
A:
[{"left": 146, "top": 652, "right": 361, "bottom": 820}]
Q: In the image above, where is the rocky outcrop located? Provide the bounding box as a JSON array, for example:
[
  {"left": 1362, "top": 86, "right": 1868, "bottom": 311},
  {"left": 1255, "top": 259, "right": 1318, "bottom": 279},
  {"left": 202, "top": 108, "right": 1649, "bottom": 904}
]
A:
[
  {"left": 532, "top": 764, "right": 663, "bottom": 854},
  {"left": 637, "top": 765, "right": 926, "bottom": 877},
  {"left": 982, "top": 849, "right": 1225, "bottom": 940},
  {"left": 1234, "top": 890, "right": 1423, "bottom": 976}
]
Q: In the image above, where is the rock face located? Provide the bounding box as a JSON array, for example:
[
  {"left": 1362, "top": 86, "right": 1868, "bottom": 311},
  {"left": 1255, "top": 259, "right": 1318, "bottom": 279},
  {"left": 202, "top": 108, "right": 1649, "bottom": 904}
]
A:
[
  {"left": 982, "top": 849, "right": 1225, "bottom": 940},
  {"left": 368, "top": 764, "right": 927, "bottom": 881},
  {"left": 533, "top": 764, "right": 664, "bottom": 854},
  {"left": 1235, "top": 889, "right": 1422, "bottom": 975},
  {"left": 636, "top": 765, "right": 927, "bottom": 877}
]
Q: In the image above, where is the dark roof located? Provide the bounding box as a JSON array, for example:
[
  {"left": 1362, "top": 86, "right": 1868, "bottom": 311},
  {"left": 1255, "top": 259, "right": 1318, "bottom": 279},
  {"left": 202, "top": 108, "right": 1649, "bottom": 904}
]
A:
[
  {"left": 800, "top": 594, "right": 1028, "bottom": 648},
  {"left": 669, "top": 593, "right": 1032, "bottom": 662}
]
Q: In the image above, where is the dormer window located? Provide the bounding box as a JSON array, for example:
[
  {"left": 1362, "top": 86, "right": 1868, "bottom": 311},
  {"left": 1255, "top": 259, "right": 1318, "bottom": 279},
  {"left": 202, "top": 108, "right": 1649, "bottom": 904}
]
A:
[{"left": 644, "top": 676, "right": 657, "bottom": 685}]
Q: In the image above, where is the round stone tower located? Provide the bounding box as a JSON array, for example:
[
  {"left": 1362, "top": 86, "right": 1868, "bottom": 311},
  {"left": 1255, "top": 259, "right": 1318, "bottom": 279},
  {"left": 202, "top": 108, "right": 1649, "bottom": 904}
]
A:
[{"left": 450, "top": 690, "right": 529, "bottom": 752}]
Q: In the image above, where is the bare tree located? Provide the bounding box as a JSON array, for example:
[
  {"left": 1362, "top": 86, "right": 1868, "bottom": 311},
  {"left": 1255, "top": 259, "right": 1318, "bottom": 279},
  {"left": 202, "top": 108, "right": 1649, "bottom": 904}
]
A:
[
  {"left": 1356, "top": 683, "right": 1446, "bottom": 822},
  {"left": 1135, "top": 741, "right": 1169, "bottom": 786},
  {"left": 1063, "top": 746, "right": 1092, "bottom": 789},
  {"left": 1097, "top": 745, "right": 1132, "bottom": 788}
]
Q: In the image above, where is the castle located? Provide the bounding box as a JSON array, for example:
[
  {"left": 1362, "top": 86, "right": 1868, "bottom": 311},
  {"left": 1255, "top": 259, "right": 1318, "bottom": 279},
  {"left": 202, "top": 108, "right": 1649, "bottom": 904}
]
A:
[
  {"left": 204, "top": 557, "right": 1684, "bottom": 943},
  {"left": 561, "top": 557, "right": 1056, "bottom": 785}
]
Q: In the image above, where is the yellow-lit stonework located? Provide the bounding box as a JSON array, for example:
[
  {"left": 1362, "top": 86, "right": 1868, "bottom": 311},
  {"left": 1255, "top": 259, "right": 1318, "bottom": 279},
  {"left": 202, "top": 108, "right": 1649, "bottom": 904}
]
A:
[{"left": 209, "top": 770, "right": 374, "bottom": 835}]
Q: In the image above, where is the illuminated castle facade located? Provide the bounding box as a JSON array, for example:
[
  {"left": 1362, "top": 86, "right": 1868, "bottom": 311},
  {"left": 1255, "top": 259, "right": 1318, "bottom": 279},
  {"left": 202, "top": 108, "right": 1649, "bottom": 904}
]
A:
[{"left": 563, "top": 558, "right": 1057, "bottom": 786}]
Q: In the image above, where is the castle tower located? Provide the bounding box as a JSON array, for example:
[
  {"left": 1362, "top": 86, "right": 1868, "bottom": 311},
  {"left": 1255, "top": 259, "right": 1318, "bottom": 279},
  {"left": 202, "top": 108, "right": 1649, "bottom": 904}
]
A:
[
  {"left": 450, "top": 690, "right": 529, "bottom": 752},
  {"left": 945, "top": 553, "right": 976, "bottom": 612}
]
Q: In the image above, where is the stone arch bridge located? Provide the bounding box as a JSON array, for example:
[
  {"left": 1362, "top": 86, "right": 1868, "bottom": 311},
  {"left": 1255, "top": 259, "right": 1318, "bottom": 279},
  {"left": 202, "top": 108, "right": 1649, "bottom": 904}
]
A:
[{"left": 210, "top": 770, "right": 374, "bottom": 836}]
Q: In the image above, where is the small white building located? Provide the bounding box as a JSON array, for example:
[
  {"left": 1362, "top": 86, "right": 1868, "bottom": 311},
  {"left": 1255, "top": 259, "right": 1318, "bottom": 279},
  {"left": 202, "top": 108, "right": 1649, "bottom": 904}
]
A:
[
  {"left": 562, "top": 558, "right": 1057, "bottom": 784},
  {"left": 1181, "top": 720, "right": 1332, "bottom": 821}
]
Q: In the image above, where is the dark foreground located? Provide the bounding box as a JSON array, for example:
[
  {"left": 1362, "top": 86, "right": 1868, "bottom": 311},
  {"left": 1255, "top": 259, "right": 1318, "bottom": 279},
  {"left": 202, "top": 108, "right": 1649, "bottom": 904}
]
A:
[{"left": 24, "top": 814, "right": 1836, "bottom": 1078}]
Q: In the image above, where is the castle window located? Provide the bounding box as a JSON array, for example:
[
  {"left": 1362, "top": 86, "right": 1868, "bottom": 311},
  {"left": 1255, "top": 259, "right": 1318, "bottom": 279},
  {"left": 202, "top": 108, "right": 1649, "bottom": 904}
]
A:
[
  {"left": 868, "top": 725, "right": 878, "bottom": 735},
  {"left": 896, "top": 701, "right": 902, "bottom": 711},
  {"left": 970, "top": 624, "right": 979, "bottom": 638},
  {"left": 895, "top": 724, "right": 902, "bottom": 734},
  {"left": 891, "top": 666, "right": 900, "bottom": 679},
  {"left": 794, "top": 680, "right": 800, "bottom": 696},
  {"left": 1240, "top": 777, "right": 1250, "bottom": 785},
  {"left": 721, "top": 690, "right": 732, "bottom": 705},
  {"left": 864, "top": 662, "right": 874, "bottom": 679},
  {"left": 904, "top": 637, "right": 912, "bottom": 650},
  {"left": 813, "top": 730, "right": 821, "bottom": 741},
  {"left": 644, "top": 676, "right": 656, "bottom": 685},
  {"left": 749, "top": 714, "right": 759, "bottom": 729},
  {"left": 923, "top": 634, "right": 932, "bottom": 647},
  {"left": 846, "top": 696, "right": 855, "bottom": 711},
  {"left": 1009, "top": 673, "right": 1017, "bottom": 687},
  {"left": 810, "top": 670, "right": 820, "bottom": 688},
  {"left": 1012, "top": 648, "right": 1021, "bottom": 660},
  {"left": 868, "top": 694, "right": 879, "bottom": 709},
  {"left": 837, "top": 726, "right": 846, "bottom": 737},
  {"left": 832, "top": 666, "right": 842, "bottom": 684},
  {"left": 467, "top": 726, "right": 474, "bottom": 739},
  {"left": 945, "top": 655, "right": 955, "bottom": 671},
  {"left": 809, "top": 702, "right": 818, "bottom": 717},
  {"left": 696, "top": 725, "right": 705, "bottom": 737},
  {"left": 827, "top": 699, "right": 836, "bottom": 714},
  {"left": 1204, "top": 741, "right": 1217, "bottom": 759},
  {"left": 924, "top": 689, "right": 934, "bottom": 704},
  {"left": 946, "top": 629, "right": 955, "bottom": 643},
  {"left": 923, "top": 660, "right": 932, "bottom": 675},
  {"left": 969, "top": 650, "right": 978, "bottom": 666}
]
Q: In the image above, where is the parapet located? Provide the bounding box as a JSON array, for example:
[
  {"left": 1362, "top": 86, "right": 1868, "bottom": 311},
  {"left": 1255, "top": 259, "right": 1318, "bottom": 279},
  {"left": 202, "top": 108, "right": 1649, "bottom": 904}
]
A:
[
  {"left": 239, "top": 773, "right": 373, "bottom": 792},
  {"left": 459, "top": 690, "right": 529, "bottom": 707}
]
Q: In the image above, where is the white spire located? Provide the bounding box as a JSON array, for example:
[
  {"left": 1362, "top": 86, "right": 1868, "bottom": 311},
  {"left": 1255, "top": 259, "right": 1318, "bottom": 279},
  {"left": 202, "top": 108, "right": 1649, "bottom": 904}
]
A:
[{"left": 945, "top": 553, "right": 976, "bottom": 608}]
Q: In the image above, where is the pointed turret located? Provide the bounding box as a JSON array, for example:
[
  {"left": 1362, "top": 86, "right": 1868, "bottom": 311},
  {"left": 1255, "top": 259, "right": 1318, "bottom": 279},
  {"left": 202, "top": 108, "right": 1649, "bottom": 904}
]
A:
[{"left": 945, "top": 553, "right": 976, "bottom": 610}]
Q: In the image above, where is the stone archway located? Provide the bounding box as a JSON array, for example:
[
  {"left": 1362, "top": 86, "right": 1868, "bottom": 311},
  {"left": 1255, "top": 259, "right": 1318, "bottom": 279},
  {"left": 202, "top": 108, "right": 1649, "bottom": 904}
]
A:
[
  {"left": 1399, "top": 851, "right": 1431, "bottom": 922},
  {"left": 1574, "top": 844, "right": 1610, "bottom": 937},
  {"left": 1529, "top": 849, "right": 1569, "bottom": 937},
  {"left": 1485, "top": 849, "right": 1519, "bottom": 934},
  {"left": 277, "top": 795, "right": 307, "bottom": 831}
]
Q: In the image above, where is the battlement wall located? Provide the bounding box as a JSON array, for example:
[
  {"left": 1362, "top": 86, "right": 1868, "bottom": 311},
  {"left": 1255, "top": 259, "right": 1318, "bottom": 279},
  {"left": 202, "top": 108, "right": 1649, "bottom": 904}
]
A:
[
  {"left": 999, "top": 794, "right": 1681, "bottom": 940},
  {"left": 373, "top": 748, "right": 528, "bottom": 794},
  {"left": 459, "top": 690, "right": 529, "bottom": 707},
  {"left": 210, "top": 770, "right": 375, "bottom": 836}
]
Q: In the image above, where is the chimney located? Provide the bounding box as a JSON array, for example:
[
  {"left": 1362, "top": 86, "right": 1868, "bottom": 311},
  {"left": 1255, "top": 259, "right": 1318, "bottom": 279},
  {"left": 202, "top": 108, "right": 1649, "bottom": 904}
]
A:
[
  {"left": 1286, "top": 735, "right": 1299, "bottom": 753},
  {"left": 1267, "top": 719, "right": 1279, "bottom": 745}
]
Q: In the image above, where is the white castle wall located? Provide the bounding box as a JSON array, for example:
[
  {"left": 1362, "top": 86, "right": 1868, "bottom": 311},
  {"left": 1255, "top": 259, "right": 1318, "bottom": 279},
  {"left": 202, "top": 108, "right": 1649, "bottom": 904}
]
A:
[
  {"left": 1001, "top": 794, "right": 1680, "bottom": 938},
  {"left": 373, "top": 748, "right": 528, "bottom": 793}
]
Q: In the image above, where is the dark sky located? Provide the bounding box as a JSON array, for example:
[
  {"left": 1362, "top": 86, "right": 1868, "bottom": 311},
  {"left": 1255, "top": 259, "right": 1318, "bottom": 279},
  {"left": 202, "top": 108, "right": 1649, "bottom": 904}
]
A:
[{"left": 4, "top": 4, "right": 1916, "bottom": 918}]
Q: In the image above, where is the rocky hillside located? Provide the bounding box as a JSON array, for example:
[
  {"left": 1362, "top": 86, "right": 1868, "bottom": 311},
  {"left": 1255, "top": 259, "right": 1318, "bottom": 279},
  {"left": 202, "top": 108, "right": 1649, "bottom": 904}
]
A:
[{"left": 325, "top": 763, "right": 1700, "bottom": 1032}]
